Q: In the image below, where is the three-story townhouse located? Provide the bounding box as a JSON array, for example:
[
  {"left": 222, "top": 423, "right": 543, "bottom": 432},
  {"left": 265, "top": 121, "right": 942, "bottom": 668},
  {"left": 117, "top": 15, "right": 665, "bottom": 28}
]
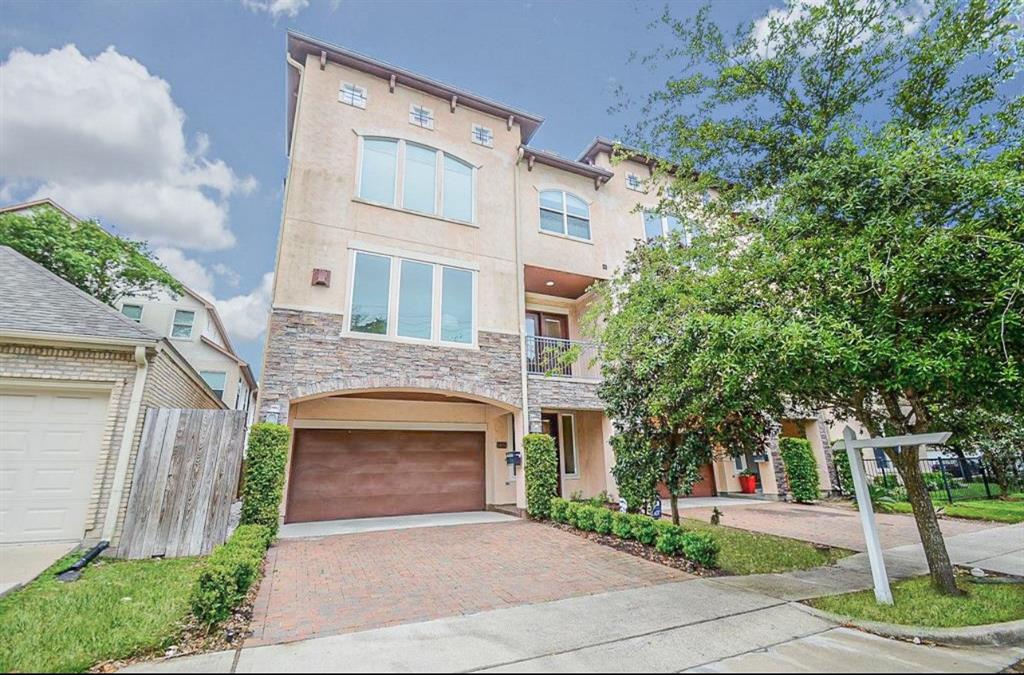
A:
[{"left": 258, "top": 31, "right": 837, "bottom": 524}]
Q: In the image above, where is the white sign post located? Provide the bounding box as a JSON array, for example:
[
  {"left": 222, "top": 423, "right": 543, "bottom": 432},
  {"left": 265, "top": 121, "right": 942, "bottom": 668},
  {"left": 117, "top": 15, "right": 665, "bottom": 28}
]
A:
[{"left": 841, "top": 425, "right": 951, "bottom": 605}]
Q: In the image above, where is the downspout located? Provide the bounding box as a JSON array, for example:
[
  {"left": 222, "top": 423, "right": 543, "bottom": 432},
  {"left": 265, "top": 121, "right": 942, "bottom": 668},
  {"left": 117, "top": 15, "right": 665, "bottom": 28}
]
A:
[
  {"left": 514, "top": 148, "right": 531, "bottom": 509},
  {"left": 101, "top": 344, "right": 149, "bottom": 542}
]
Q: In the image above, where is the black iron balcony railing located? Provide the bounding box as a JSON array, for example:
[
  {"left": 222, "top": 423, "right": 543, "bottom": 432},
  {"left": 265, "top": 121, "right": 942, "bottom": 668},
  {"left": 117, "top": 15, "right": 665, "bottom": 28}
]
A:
[{"left": 525, "top": 335, "right": 600, "bottom": 380}]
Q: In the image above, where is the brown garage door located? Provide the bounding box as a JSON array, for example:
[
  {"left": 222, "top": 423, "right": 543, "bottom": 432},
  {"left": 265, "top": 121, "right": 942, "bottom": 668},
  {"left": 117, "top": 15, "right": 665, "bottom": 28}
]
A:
[{"left": 285, "top": 429, "right": 485, "bottom": 523}]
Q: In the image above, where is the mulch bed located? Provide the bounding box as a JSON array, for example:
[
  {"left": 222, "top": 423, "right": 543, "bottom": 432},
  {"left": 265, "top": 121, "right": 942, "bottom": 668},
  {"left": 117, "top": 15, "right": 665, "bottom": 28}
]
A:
[
  {"left": 89, "top": 559, "right": 265, "bottom": 673},
  {"left": 545, "top": 521, "right": 719, "bottom": 577}
]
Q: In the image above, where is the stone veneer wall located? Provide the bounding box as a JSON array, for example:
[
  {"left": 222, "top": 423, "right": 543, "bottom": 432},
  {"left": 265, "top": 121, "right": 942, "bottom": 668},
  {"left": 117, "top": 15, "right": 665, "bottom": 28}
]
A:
[
  {"left": 525, "top": 375, "right": 604, "bottom": 432},
  {"left": 815, "top": 412, "right": 839, "bottom": 493},
  {"left": 259, "top": 309, "right": 523, "bottom": 423}
]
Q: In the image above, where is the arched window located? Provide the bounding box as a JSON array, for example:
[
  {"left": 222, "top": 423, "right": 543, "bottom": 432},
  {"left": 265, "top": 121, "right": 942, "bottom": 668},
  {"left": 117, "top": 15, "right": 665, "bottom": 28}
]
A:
[{"left": 539, "top": 190, "right": 591, "bottom": 241}]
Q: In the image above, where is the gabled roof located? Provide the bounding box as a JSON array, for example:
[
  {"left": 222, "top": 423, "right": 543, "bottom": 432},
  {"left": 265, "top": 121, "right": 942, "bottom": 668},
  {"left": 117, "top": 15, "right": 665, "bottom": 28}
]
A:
[
  {"left": 0, "top": 246, "right": 160, "bottom": 344},
  {"left": 0, "top": 197, "right": 82, "bottom": 223},
  {"left": 287, "top": 31, "right": 545, "bottom": 144},
  {"left": 577, "top": 136, "right": 656, "bottom": 166}
]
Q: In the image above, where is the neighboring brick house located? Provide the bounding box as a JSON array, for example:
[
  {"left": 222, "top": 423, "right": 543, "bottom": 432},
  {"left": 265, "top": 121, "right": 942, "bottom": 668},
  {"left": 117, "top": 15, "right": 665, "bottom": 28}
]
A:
[
  {"left": 257, "top": 32, "right": 836, "bottom": 523},
  {"left": 0, "top": 246, "right": 225, "bottom": 552}
]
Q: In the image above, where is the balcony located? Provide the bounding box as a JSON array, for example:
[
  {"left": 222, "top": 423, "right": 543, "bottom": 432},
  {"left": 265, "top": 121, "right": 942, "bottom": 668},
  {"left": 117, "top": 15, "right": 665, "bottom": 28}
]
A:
[{"left": 526, "top": 336, "right": 600, "bottom": 380}]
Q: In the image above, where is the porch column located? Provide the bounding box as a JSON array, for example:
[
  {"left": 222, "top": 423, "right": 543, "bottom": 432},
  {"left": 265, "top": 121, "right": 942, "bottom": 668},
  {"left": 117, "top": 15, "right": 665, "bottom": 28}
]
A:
[
  {"left": 766, "top": 422, "right": 789, "bottom": 498},
  {"left": 601, "top": 414, "right": 618, "bottom": 500}
]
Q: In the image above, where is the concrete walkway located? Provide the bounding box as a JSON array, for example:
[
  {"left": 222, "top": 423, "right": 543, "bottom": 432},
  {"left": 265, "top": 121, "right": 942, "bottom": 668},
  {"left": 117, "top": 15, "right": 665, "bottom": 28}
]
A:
[
  {"left": 121, "top": 524, "right": 1024, "bottom": 673},
  {"left": 277, "top": 511, "right": 517, "bottom": 539},
  {"left": 0, "top": 541, "right": 75, "bottom": 596}
]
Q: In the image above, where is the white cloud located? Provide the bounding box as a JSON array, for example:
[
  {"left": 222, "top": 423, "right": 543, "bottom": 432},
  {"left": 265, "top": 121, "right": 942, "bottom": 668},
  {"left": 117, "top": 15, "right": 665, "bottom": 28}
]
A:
[
  {"left": 215, "top": 272, "right": 274, "bottom": 342},
  {"left": 242, "top": 0, "right": 310, "bottom": 19},
  {"left": 0, "top": 44, "right": 255, "bottom": 250},
  {"left": 155, "top": 247, "right": 217, "bottom": 297}
]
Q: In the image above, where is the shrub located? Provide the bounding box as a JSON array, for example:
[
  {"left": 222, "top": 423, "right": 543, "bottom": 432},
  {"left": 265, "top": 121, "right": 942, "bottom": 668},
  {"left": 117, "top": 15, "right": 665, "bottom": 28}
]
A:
[
  {"left": 779, "top": 437, "right": 820, "bottom": 503},
  {"left": 190, "top": 524, "right": 272, "bottom": 626},
  {"left": 654, "top": 522, "right": 687, "bottom": 555},
  {"left": 593, "top": 507, "right": 613, "bottom": 534},
  {"left": 240, "top": 423, "right": 290, "bottom": 537},
  {"left": 680, "top": 530, "right": 720, "bottom": 568},
  {"left": 550, "top": 497, "right": 570, "bottom": 523},
  {"left": 574, "top": 504, "right": 597, "bottom": 531},
  {"left": 524, "top": 433, "right": 559, "bottom": 519},
  {"left": 564, "top": 500, "right": 582, "bottom": 527},
  {"left": 834, "top": 450, "right": 854, "bottom": 495},
  {"left": 611, "top": 511, "right": 633, "bottom": 539},
  {"left": 629, "top": 513, "right": 658, "bottom": 546}
]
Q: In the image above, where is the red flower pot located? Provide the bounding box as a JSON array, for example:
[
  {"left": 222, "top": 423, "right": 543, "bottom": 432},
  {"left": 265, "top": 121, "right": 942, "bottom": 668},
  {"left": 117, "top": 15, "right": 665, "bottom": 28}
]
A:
[{"left": 739, "top": 474, "right": 758, "bottom": 494}]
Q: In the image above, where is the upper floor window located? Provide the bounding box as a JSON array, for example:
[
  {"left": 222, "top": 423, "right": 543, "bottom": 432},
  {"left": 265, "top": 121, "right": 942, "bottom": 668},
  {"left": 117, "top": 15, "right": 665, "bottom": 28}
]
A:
[
  {"left": 625, "top": 173, "right": 643, "bottom": 192},
  {"left": 471, "top": 124, "right": 494, "bottom": 148},
  {"left": 121, "top": 304, "right": 143, "bottom": 322},
  {"left": 200, "top": 370, "right": 226, "bottom": 400},
  {"left": 539, "top": 190, "right": 591, "bottom": 241},
  {"left": 339, "top": 82, "right": 367, "bottom": 109},
  {"left": 171, "top": 309, "right": 195, "bottom": 339},
  {"left": 358, "top": 136, "right": 475, "bottom": 223},
  {"left": 348, "top": 250, "right": 475, "bottom": 345},
  {"left": 409, "top": 104, "right": 434, "bottom": 129},
  {"left": 644, "top": 210, "right": 698, "bottom": 245}
]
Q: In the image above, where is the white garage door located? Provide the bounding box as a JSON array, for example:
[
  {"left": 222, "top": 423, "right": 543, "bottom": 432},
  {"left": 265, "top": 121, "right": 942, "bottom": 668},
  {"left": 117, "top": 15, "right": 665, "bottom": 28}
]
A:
[{"left": 0, "top": 386, "right": 110, "bottom": 543}]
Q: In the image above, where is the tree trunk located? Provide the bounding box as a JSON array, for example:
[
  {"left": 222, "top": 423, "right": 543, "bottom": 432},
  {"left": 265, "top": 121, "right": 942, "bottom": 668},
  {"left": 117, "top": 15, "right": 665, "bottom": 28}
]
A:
[
  {"left": 889, "top": 446, "right": 963, "bottom": 596},
  {"left": 670, "top": 493, "right": 680, "bottom": 525}
]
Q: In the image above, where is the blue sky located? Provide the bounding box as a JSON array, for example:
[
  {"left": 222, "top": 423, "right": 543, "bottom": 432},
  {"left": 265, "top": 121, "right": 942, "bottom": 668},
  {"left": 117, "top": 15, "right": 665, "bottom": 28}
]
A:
[{"left": 0, "top": 0, "right": 778, "bottom": 375}]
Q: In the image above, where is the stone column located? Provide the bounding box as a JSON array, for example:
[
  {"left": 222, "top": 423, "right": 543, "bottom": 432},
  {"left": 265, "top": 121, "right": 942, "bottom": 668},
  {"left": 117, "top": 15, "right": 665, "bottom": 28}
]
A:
[{"left": 767, "top": 422, "right": 790, "bottom": 498}]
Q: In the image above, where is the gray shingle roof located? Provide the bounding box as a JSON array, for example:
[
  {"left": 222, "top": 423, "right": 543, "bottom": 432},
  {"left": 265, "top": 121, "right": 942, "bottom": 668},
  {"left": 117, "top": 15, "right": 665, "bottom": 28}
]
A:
[{"left": 0, "top": 246, "right": 159, "bottom": 342}]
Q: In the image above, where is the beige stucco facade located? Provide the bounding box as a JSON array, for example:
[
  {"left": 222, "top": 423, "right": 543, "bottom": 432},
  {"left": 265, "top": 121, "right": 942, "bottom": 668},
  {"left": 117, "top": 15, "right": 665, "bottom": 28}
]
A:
[{"left": 258, "top": 32, "right": 838, "bottom": 521}]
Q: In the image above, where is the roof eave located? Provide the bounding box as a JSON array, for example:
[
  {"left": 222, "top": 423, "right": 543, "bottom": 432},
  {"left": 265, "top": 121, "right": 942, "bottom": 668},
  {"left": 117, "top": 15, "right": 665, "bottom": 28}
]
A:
[{"left": 520, "top": 146, "right": 615, "bottom": 181}]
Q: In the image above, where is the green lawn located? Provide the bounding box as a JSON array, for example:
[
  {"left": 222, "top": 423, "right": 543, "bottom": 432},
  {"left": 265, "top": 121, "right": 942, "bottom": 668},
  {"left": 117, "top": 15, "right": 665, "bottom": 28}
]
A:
[
  {"left": 681, "top": 519, "right": 853, "bottom": 575},
  {"left": 0, "top": 553, "right": 203, "bottom": 673},
  {"left": 888, "top": 498, "right": 1024, "bottom": 523},
  {"left": 808, "top": 575, "right": 1024, "bottom": 627}
]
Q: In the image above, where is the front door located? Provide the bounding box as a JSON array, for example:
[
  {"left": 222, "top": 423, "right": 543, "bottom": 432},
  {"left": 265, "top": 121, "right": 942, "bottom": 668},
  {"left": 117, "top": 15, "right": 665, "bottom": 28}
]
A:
[{"left": 540, "top": 413, "right": 563, "bottom": 497}]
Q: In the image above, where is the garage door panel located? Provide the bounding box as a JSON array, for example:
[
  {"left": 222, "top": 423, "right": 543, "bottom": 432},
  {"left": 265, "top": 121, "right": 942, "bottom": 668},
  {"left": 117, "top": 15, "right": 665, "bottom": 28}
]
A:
[
  {"left": 286, "top": 429, "right": 485, "bottom": 523},
  {"left": 0, "top": 386, "right": 109, "bottom": 543}
]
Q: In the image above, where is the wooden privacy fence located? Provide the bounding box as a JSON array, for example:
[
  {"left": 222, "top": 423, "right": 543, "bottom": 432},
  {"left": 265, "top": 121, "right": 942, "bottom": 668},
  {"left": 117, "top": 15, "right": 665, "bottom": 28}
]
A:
[{"left": 119, "top": 408, "right": 246, "bottom": 559}]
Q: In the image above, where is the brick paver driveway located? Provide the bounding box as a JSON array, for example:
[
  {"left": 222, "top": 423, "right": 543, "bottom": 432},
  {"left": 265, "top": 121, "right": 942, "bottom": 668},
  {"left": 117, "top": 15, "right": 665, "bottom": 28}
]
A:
[
  {"left": 247, "top": 519, "right": 688, "bottom": 646},
  {"left": 676, "top": 501, "right": 1000, "bottom": 551}
]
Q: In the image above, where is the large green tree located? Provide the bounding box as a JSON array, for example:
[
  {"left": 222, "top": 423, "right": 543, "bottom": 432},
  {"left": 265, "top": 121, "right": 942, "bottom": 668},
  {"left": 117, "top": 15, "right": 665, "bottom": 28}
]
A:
[
  {"left": 0, "top": 206, "right": 181, "bottom": 305},
  {"left": 604, "top": 0, "right": 1022, "bottom": 595}
]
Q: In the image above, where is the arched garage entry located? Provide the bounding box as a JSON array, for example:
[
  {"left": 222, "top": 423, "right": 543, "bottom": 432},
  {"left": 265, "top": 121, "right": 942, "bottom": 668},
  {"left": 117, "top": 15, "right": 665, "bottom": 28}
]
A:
[{"left": 283, "top": 386, "right": 521, "bottom": 523}]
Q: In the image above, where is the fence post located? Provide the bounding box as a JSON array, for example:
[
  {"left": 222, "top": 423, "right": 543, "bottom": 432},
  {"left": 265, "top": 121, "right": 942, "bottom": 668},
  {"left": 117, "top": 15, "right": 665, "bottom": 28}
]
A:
[
  {"left": 880, "top": 460, "right": 888, "bottom": 489},
  {"left": 937, "top": 456, "right": 954, "bottom": 504},
  {"left": 981, "top": 464, "right": 992, "bottom": 499}
]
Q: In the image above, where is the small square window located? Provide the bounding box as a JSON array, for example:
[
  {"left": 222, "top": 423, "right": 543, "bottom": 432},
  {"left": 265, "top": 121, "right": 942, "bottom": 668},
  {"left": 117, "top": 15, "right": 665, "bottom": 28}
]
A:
[
  {"left": 121, "top": 304, "right": 143, "bottom": 322},
  {"left": 471, "top": 124, "right": 493, "bottom": 148},
  {"left": 409, "top": 104, "right": 434, "bottom": 129},
  {"left": 339, "top": 82, "right": 367, "bottom": 109},
  {"left": 625, "top": 173, "right": 643, "bottom": 192}
]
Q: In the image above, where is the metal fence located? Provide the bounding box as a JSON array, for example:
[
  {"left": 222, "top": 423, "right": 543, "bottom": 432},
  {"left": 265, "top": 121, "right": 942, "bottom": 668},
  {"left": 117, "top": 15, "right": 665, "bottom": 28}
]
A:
[
  {"left": 525, "top": 335, "right": 600, "bottom": 380},
  {"left": 845, "top": 453, "right": 1024, "bottom": 504}
]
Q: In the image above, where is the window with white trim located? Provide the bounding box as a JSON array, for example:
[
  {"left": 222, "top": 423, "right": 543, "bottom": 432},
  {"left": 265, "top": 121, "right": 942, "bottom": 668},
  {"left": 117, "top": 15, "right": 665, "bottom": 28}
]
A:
[
  {"left": 471, "top": 124, "right": 493, "bottom": 148},
  {"left": 643, "top": 210, "right": 698, "bottom": 245},
  {"left": 121, "top": 304, "right": 143, "bottom": 322},
  {"left": 348, "top": 250, "right": 476, "bottom": 345},
  {"left": 200, "top": 370, "right": 227, "bottom": 400},
  {"left": 357, "top": 137, "right": 475, "bottom": 223},
  {"left": 339, "top": 82, "right": 367, "bottom": 108},
  {"left": 409, "top": 104, "right": 434, "bottom": 129},
  {"left": 539, "top": 190, "right": 591, "bottom": 240},
  {"left": 625, "top": 173, "right": 643, "bottom": 191},
  {"left": 171, "top": 309, "right": 195, "bottom": 339}
]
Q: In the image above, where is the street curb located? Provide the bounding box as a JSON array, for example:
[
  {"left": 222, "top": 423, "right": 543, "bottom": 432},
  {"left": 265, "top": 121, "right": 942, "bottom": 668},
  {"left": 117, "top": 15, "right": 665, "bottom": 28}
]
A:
[{"left": 793, "top": 602, "right": 1024, "bottom": 647}]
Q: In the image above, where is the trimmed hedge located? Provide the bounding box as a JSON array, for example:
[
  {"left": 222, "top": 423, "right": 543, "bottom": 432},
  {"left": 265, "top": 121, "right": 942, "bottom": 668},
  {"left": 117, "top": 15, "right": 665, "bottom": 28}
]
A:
[
  {"left": 190, "top": 524, "right": 272, "bottom": 626},
  {"left": 779, "top": 437, "right": 820, "bottom": 504},
  {"left": 548, "top": 497, "right": 719, "bottom": 569},
  {"left": 240, "top": 423, "right": 290, "bottom": 537},
  {"left": 524, "top": 433, "right": 559, "bottom": 519}
]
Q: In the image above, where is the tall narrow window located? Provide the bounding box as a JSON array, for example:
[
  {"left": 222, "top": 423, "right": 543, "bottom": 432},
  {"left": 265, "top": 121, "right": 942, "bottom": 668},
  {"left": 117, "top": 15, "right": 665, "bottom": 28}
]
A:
[
  {"left": 443, "top": 155, "right": 473, "bottom": 222},
  {"left": 171, "top": 310, "right": 195, "bottom": 338},
  {"left": 538, "top": 190, "right": 590, "bottom": 241},
  {"left": 403, "top": 143, "right": 436, "bottom": 213},
  {"left": 643, "top": 211, "right": 663, "bottom": 240},
  {"left": 349, "top": 252, "right": 391, "bottom": 334},
  {"left": 397, "top": 259, "right": 433, "bottom": 339},
  {"left": 360, "top": 138, "right": 397, "bottom": 205},
  {"left": 441, "top": 266, "right": 473, "bottom": 344},
  {"left": 560, "top": 415, "right": 578, "bottom": 475}
]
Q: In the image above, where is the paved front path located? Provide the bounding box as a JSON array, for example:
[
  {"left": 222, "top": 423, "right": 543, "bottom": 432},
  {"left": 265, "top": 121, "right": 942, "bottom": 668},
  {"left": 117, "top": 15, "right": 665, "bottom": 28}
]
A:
[
  {"left": 676, "top": 501, "right": 1000, "bottom": 551},
  {"left": 248, "top": 520, "right": 688, "bottom": 646}
]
